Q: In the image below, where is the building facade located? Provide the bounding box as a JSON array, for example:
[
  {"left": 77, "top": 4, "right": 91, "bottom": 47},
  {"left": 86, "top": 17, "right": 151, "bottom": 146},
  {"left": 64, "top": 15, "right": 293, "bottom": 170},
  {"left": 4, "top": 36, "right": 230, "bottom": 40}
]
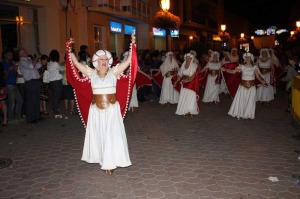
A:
[{"left": 0, "top": 0, "right": 225, "bottom": 61}]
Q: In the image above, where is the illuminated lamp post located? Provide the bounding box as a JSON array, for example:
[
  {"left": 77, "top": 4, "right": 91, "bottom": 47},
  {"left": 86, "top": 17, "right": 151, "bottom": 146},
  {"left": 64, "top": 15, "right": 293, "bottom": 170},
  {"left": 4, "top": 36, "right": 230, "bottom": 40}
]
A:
[
  {"left": 153, "top": 0, "right": 181, "bottom": 51},
  {"left": 219, "top": 24, "right": 230, "bottom": 49}
]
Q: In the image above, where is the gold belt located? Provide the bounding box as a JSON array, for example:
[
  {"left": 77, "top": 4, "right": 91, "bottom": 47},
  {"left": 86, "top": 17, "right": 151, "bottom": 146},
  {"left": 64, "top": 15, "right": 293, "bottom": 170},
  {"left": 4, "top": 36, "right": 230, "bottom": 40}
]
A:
[
  {"left": 259, "top": 68, "right": 271, "bottom": 75},
  {"left": 240, "top": 80, "right": 256, "bottom": 89},
  {"left": 92, "top": 94, "right": 117, "bottom": 109},
  {"left": 208, "top": 69, "right": 220, "bottom": 76}
]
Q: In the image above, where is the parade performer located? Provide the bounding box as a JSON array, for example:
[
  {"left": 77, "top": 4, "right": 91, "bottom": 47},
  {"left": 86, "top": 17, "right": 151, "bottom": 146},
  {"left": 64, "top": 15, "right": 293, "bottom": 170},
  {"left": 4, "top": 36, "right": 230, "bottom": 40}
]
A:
[
  {"left": 201, "top": 51, "right": 222, "bottom": 103},
  {"left": 256, "top": 48, "right": 275, "bottom": 105},
  {"left": 224, "top": 52, "right": 266, "bottom": 119},
  {"left": 159, "top": 52, "right": 179, "bottom": 104},
  {"left": 220, "top": 50, "right": 240, "bottom": 97},
  {"left": 174, "top": 53, "right": 199, "bottom": 116},
  {"left": 65, "top": 33, "right": 137, "bottom": 174}
]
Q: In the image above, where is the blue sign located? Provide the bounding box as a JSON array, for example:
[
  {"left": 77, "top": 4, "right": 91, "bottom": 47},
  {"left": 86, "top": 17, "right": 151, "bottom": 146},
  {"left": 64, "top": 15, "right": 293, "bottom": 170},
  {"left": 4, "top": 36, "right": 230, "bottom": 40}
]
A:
[
  {"left": 153, "top": 28, "right": 166, "bottom": 37},
  {"left": 110, "top": 21, "right": 122, "bottom": 33},
  {"left": 170, "top": 29, "right": 179, "bottom": 37},
  {"left": 124, "top": 24, "right": 136, "bottom": 35}
]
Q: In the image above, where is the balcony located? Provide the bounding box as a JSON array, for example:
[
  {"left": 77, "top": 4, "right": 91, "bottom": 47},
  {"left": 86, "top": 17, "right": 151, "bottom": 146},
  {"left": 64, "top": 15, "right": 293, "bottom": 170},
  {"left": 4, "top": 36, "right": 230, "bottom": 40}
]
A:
[{"left": 97, "top": 0, "right": 151, "bottom": 20}]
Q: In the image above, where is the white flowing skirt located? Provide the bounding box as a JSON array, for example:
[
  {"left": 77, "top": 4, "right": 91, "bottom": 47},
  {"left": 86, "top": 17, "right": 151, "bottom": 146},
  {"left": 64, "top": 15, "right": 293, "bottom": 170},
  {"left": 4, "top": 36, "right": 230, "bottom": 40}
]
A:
[
  {"left": 256, "top": 72, "right": 274, "bottom": 102},
  {"left": 219, "top": 78, "right": 228, "bottom": 94},
  {"left": 228, "top": 85, "right": 256, "bottom": 119},
  {"left": 81, "top": 102, "right": 132, "bottom": 170},
  {"left": 202, "top": 75, "right": 220, "bottom": 102},
  {"left": 129, "top": 84, "right": 139, "bottom": 108},
  {"left": 176, "top": 87, "right": 199, "bottom": 115},
  {"left": 159, "top": 76, "right": 179, "bottom": 104}
]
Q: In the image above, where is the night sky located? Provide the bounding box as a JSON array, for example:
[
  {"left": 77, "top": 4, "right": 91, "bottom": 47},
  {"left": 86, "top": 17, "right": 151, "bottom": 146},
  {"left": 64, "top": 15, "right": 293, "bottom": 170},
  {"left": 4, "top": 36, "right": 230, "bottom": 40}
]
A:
[{"left": 224, "top": 0, "right": 296, "bottom": 29}]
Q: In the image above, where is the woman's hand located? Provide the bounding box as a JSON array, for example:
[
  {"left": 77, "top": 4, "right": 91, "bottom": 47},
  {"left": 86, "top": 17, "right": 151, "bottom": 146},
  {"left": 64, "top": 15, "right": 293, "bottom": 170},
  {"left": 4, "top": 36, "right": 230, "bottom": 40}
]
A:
[{"left": 131, "top": 33, "right": 136, "bottom": 44}]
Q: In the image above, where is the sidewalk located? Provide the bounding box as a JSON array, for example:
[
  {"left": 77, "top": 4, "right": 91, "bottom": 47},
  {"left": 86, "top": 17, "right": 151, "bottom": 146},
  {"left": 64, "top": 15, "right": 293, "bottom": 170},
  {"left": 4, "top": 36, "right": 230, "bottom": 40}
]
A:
[{"left": 0, "top": 92, "right": 299, "bottom": 199}]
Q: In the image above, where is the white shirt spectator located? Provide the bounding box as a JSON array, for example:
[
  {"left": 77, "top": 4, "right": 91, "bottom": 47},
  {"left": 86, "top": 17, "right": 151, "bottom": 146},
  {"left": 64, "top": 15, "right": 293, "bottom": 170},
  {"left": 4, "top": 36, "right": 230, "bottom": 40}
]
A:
[
  {"left": 19, "top": 57, "right": 42, "bottom": 81},
  {"left": 47, "top": 61, "right": 64, "bottom": 82}
]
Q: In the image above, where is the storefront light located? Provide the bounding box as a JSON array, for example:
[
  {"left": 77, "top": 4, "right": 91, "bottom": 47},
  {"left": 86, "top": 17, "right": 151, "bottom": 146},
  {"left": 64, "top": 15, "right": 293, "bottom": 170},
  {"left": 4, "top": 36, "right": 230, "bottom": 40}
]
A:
[
  {"left": 189, "top": 36, "right": 193, "bottom": 40},
  {"left": 296, "top": 21, "right": 300, "bottom": 28}
]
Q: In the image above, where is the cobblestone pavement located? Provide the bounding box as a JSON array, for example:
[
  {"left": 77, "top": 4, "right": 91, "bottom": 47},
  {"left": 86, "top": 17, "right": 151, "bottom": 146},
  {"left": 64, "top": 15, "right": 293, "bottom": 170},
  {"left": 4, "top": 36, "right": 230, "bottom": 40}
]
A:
[{"left": 0, "top": 91, "right": 300, "bottom": 199}]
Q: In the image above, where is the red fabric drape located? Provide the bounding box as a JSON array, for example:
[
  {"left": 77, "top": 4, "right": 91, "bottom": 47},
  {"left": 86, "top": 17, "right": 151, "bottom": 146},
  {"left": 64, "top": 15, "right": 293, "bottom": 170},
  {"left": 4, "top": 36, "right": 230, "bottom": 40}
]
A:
[
  {"left": 135, "top": 70, "right": 152, "bottom": 90},
  {"left": 222, "top": 63, "right": 241, "bottom": 98},
  {"left": 151, "top": 70, "right": 163, "bottom": 87}
]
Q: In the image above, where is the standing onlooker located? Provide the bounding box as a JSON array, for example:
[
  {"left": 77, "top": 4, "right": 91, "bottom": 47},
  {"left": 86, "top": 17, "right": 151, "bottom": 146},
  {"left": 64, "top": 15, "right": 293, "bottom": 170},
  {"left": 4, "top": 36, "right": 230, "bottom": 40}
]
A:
[
  {"left": 38, "top": 55, "right": 49, "bottom": 115},
  {"left": 78, "top": 45, "right": 91, "bottom": 66},
  {"left": 16, "top": 66, "right": 26, "bottom": 117},
  {"left": 3, "top": 50, "right": 23, "bottom": 121},
  {"left": 18, "top": 48, "right": 42, "bottom": 123},
  {"left": 0, "top": 59, "right": 8, "bottom": 126},
  {"left": 48, "top": 50, "right": 63, "bottom": 118},
  {"left": 61, "top": 56, "right": 76, "bottom": 115},
  {"left": 281, "top": 56, "right": 299, "bottom": 112}
]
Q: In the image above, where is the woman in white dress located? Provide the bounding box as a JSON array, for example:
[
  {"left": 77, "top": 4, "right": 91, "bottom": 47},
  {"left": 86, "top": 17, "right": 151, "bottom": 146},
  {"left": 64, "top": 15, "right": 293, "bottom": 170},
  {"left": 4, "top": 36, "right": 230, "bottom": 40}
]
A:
[
  {"left": 224, "top": 52, "right": 266, "bottom": 119},
  {"left": 159, "top": 52, "right": 179, "bottom": 104},
  {"left": 69, "top": 37, "right": 135, "bottom": 174},
  {"left": 220, "top": 51, "right": 230, "bottom": 94},
  {"left": 175, "top": 53, "right": 199, "bottom": 116},
  {"left": 201, "top": 51, "right": 222, "bottom": 103},
  {"left": 256, "top": 48, "right": 275, "bottom": 105}
]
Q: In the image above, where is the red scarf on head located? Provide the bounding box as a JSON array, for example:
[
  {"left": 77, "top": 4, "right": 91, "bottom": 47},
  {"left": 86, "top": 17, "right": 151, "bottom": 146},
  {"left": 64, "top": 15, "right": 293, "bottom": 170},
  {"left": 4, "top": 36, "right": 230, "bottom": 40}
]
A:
[{"left": 65, "top": 40, "right": 138, "bottom": 127}]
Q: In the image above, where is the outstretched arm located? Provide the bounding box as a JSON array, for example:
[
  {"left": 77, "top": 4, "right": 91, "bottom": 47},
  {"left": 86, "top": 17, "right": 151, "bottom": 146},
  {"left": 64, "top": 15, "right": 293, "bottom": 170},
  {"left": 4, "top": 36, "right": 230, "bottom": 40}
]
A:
[
  {"left": 70, "top": 53, "right": 89, "bottom": 76},
  {"left": 113, "top": 33, "right": 136, "bottom": 76}
]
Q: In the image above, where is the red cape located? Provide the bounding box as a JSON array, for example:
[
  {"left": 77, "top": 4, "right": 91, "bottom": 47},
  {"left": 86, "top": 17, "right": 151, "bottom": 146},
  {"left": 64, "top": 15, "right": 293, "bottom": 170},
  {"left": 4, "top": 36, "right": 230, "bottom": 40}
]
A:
[
  {"left": 221, "top": 62, "right": 240, "bottom": 98},
  {"left": 136, "top": 70, "right": 152, "bottom": 90},
  {"left": 173, "top": 70, "right": 200, "bottom": 107},
  {"left": 65, "top": 40, "right": 138, "bottom": 127},
  {"left": 151, "top": 70, "right": 163, "bottom": 87}
]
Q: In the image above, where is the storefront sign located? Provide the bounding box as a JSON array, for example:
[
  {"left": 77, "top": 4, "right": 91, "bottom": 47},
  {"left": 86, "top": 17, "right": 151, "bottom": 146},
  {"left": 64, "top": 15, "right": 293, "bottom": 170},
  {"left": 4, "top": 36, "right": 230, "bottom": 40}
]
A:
[
  {"left": 153, "top": 28, "right": 166, "bottom": 37},
  {"left": 170, "top": 29, "right": 179, "bottom": 37},
  {"left": 124, "top": 25, "right": 136, "bottom": 35},
  {"left": 110, "top": 21, "right": 122, "bottom": 33}
]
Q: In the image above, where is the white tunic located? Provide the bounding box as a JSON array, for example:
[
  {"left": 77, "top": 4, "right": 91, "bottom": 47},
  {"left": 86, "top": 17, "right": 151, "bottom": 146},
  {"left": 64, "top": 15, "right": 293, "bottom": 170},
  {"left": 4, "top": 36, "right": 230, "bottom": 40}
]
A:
[
  {"left": 81, "top": 67, "right": 132, "bottom": 170},
  {"left": 159, "top": 59, "right": 179, "bottom": 104},
  {"left": 256, "top": 59, "right": 274, "bottom": 102},
  {"left": 202, "top": 62, "right": 221, "bottom": 102},
  {"left": 175, "top": 63, "right": 199, "bottom": 115},
  {"left": 228, "top": 65, "right": 257, "bottom": 119}
]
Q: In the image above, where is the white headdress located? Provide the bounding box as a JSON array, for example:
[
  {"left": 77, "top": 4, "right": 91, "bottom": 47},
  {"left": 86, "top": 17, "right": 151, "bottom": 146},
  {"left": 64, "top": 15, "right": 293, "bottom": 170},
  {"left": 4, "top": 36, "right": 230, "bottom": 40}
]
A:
[
  {"left": 243, "top": 52, "right": 254, "bottom": 61},
  {"left": 268, "top": 48, "right": 280, "bottom": 67},
  {"left": 92, "top": 50, "right": 113, "bottom": 68},
  {"left": 209, "top": 51, "right": 220, "bottom": 62},
  {"left": 259, "top": 48, "right": 270, "bottom": 58},
  {"left": 184, "top": 53, "right": 194, "bottom": 61},
  {"left": 166, "top": 51, "right": 173, "bottom": 57},
  {"left": 190, "top": 50, "right": 197, "bottom": 56}
]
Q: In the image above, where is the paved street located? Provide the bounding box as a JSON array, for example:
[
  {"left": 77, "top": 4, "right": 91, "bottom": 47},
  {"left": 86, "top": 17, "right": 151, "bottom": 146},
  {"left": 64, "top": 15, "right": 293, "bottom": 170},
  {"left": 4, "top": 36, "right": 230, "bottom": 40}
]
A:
[{"left": 0, "top": 91, "right": 300, "bottom": 199}]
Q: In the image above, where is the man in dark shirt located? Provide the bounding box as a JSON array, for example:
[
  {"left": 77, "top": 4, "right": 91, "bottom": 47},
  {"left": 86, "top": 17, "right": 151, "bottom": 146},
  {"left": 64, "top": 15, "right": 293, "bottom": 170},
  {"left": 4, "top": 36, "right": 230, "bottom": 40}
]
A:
[{"left": 3, "top": 50, "right": 23, "bottom": 120}]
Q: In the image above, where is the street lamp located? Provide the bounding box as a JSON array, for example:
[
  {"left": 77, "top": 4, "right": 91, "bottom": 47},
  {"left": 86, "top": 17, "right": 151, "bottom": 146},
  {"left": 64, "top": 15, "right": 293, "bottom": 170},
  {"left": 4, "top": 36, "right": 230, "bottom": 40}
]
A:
[
  {"left": 241, "top": 33, "right": 245, "bottom": 38},
  {"left": 251, "top": 36, "right": 254, "bottom": 40},
  {"left": 291, "top": 31, "right": 295, "bottom": 37},
  {"left": 296, "top": 21, "right": 300, "bottom": 28},
  {"left": 221, "top": 24, "right": 226, "bottom": 32},
  {"left": 161, "top": 0, "right": 170, "bottom": 12}
]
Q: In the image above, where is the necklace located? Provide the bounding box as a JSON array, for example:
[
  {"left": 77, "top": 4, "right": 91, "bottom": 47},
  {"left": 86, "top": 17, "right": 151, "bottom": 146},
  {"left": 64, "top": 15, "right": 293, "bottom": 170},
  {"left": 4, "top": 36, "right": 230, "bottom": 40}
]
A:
[{"left": 97, "top": 70, "right": 108, "bottom": 78}]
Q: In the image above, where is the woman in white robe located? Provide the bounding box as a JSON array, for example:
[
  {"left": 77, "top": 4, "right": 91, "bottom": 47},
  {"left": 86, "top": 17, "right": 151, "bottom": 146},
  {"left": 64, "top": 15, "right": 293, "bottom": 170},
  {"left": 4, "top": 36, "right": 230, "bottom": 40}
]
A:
[
  {"left": 256, "top": 48, "right": 275, "bottom": 105},
  {"left": 224, "top": 52, "right": 266, "bottom": 119},
  {"left": 201, "top": 51, "right": 222, "bottom": 103},
  {"left": 159, "top": 52, "right": 179, "bottom": 104},
  {"left": 175, "top": 53, "right": 199, "bottom": 116},
  {"left": 69, "top": 36, "right": 135, "bottom": 174}
]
